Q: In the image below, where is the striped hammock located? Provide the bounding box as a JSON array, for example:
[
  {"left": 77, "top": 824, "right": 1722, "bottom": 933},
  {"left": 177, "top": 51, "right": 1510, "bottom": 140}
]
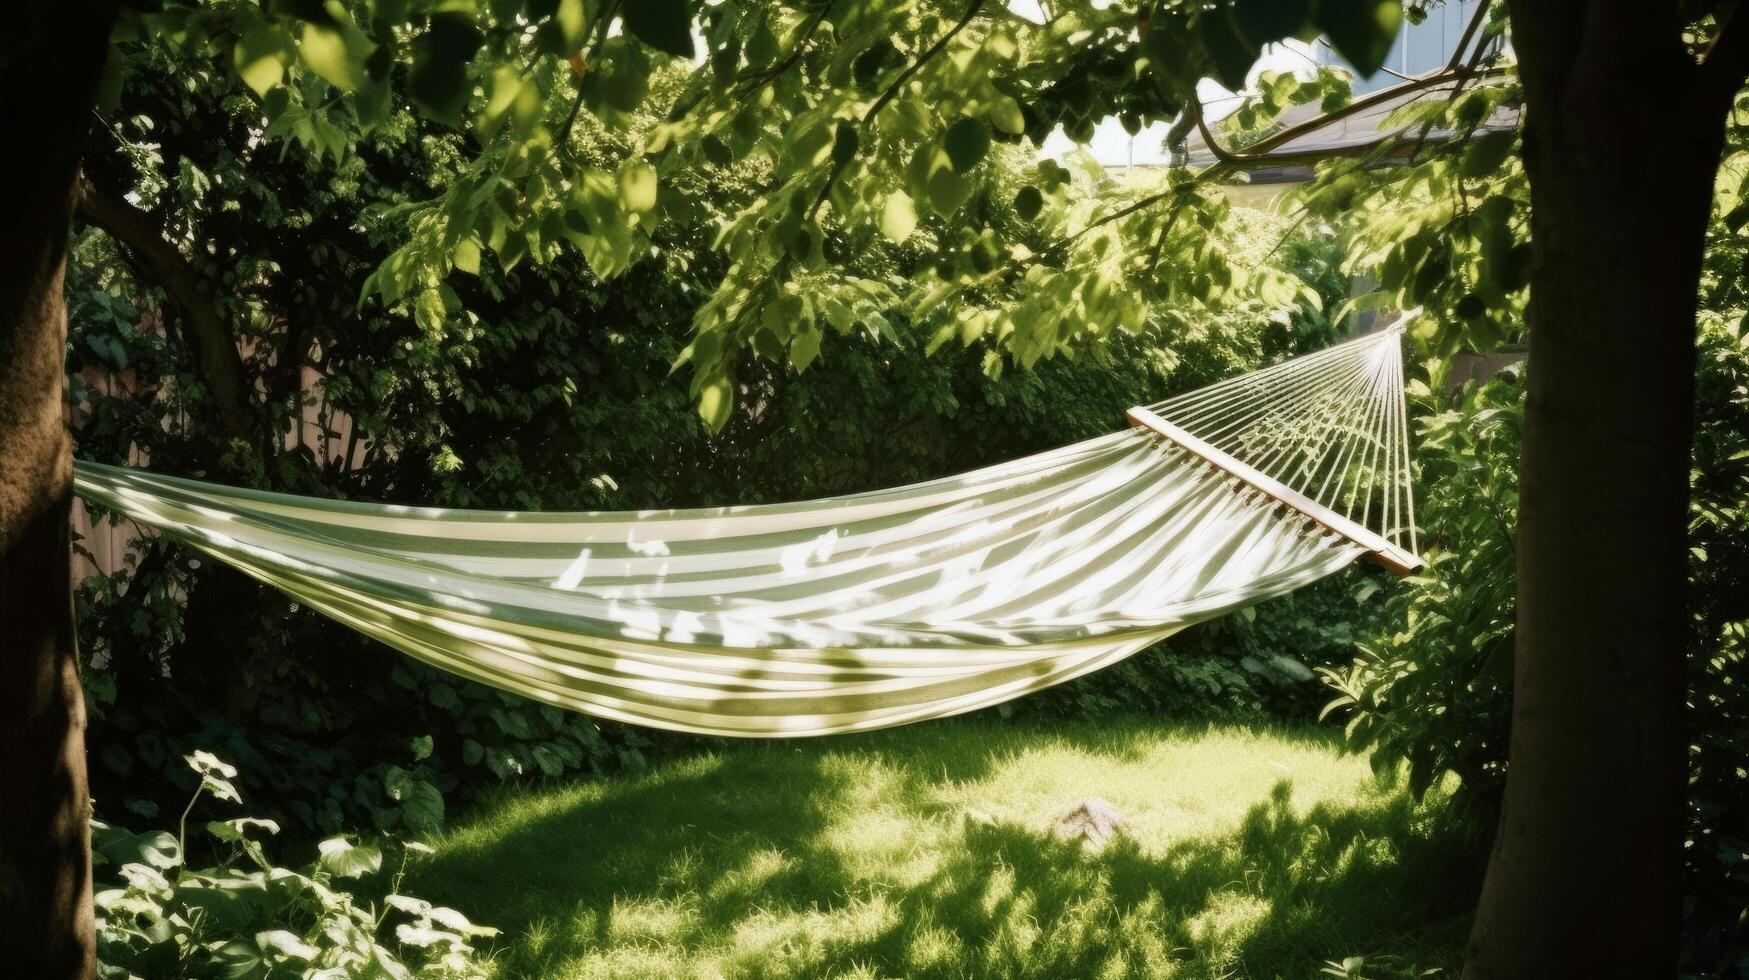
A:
[{"left": 74, "top": 329, "right": 1421, "bottom": 737}]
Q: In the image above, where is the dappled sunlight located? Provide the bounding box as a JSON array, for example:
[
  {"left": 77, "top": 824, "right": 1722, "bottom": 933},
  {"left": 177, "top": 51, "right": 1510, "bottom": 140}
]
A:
[{"left": 411, "top": 719, "right": 1478, "bottom": 979}]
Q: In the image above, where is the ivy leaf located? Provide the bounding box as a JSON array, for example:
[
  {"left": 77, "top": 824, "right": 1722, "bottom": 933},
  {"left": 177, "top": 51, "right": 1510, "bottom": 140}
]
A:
[
  {"left": 623, "top": 0, "right": 694, "bottom": 59},
  {"left": 1317, "top": 0, "right": 1403, "bottom": 78},
  {"left": 880, "top": 191, "right": 917, "bottom": 244}
]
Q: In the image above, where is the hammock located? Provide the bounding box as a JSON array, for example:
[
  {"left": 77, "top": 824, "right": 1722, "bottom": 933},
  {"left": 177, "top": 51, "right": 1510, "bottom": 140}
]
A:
[{"left": 74, "top": 328, "right": 1421, "bottom": 737}]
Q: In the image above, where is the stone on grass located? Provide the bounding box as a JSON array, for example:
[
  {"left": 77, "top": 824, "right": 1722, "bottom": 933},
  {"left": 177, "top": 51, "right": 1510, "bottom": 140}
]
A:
[{"left": 1055, "top": 798, "right": 1123, "bottom": 849}]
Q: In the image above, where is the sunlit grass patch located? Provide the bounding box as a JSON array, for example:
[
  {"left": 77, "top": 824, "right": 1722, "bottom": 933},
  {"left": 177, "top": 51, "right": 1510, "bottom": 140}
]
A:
[{"left": 411, "top": 717, "right": 1479, "bottom": 978}]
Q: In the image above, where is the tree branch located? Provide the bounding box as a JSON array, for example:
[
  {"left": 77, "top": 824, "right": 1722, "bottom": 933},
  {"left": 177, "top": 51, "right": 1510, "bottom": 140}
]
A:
[
  {"left": 1188, "top": 64, "right": 1495, "bottom": 171},
  {"left": 74, "top": 175, "right": 252, "bottom": 438},
  {"left": 992, "top": 63, "right": 1499, "bottom": 292},
  {"left": 1446, "top": 0, "right": 1493, "bottom": 73}
]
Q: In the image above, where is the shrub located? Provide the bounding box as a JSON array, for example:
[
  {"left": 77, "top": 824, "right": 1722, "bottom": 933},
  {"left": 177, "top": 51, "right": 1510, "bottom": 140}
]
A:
[
  {"left": 94, "top": 751, "right": 493, "bottom": 979},
  {"left": 1316, "top": 363, "right": 1520, "bottom": 815}
]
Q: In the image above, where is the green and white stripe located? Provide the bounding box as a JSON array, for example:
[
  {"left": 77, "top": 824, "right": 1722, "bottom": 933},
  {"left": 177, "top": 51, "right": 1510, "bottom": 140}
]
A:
[{"left": 74, "top": 331, "right": 1412, "bottom": 737}]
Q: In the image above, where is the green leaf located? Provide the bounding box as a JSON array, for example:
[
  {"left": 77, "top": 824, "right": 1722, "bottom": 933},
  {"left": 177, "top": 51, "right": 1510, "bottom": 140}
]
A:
[
  {"left": 832, "top": 122, "right": 860, "bottom": 167},
  {"left": 853, "top": 39, "right": 895, "bottom": 88},
  {"left": 401, "top": 779, "right": 445, "bottom": 832},
  {"left": 479, "top": 65, "right": 541, "bottom": 140},
  {"left": 316, "top": 838, "right": 382, "bottom": 879},
  {"left": 96, "top": 830, "right": 182, "bottom": 870},
  {"left": 451, "top": 238, "right": 481, "bottom": 275},
  {"left": 943, "top": 117, "right": 990, "bottom": 173},
  {"left": 1234, "top": 0, "right": 1316, "bottom": 46},
  {"left": 1197, "top": 9, "right": 1257, "bottom": 91},
  {"left": 791, "top": 327, "right": 822, "bottom": 372},
  {"left": 880, "top": 191, "right": 917, "bottom": 244},
  {"left": 1460, "top": 130, "right": 1515, "bottom": 179},
  {"left": 697, "top": 373, "right": 733, "bottom": 431},
  {"left": 206, "top": 817, "right": 280, "bottom": 842},
  {"left": 618, "top": 161, "right": 658, "bottom": 212},
  {"left": 298, "top": 14, "right": 374, "bottom": 92},
  {"left": 785, "top": 120, "right": 834, "bottom": 170},
  {"left": 208, "top": 940, "right": 268, "bottom": 980},
  {"left": 255, "top": 929, "right": 319, "bottom": 961},
  {"left": 185, "top": 750, "right": 238, "bottom": 780},
  {"left": 1317, "top": 0, "right": 1403, "bottom": 79},
  {"left": 94, "top": 48, "right": 127, "bottom": 113},
  {"left": 926, "top": 160, "right": 973, "bottom": 215},
  {"left": 1014, "top": 185, "right": 1043, "bottom": 221},
  {"left": 551, "top": 0, "right": 587, "bottom": 53},
  {"left": 624, "top": 0, "right": 694, "bottom": 59},
  {"left": 987, "top": 96, "right": 1025, "bottom": 136},
  {"left": 410, "top": 13, "right": 483, "bottom": 126},
  {"left": 234, "top": 23, "right": 294, "bottom": 97}
]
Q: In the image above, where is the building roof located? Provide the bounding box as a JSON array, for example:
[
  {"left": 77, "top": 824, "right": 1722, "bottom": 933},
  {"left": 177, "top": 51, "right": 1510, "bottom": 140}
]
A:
[{"left": 1182, "top": 74, "right": 1520, "bottom": 183}]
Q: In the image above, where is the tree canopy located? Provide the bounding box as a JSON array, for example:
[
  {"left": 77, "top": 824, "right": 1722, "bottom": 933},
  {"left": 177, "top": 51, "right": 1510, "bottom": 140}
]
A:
[{"left": 104, "top": 0, "right": 1406, "bottom": 430}]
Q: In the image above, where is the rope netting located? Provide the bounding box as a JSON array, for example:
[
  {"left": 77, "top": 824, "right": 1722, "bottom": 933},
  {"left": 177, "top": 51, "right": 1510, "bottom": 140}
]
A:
[{"left": 1142, "top": 324, "right": 1418, "bottom": 554}]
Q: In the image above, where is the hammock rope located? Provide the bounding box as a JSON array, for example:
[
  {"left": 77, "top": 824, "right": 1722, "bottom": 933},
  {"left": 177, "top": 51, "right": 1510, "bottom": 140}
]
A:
[{"left": 73, "top": 327, "right": 1420, "bottom": 737}]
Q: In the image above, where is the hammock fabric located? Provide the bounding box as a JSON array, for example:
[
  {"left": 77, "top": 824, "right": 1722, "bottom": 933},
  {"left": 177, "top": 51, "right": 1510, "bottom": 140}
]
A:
[{"left": 75, "top": 329, "right": 1421, "bottom": 738}]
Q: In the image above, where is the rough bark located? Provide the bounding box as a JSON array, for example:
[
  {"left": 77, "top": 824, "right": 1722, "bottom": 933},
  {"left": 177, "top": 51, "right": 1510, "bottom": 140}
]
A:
[
  {"left": 1467, "top": 3, "right": 1736, "bottom": 976},
  {"left": 0, "top": 4, "right": 115, "bottom": 976}
]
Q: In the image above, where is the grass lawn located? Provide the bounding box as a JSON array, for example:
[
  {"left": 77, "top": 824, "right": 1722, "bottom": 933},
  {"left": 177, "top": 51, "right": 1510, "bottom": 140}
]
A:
[{"left": 409, "top": 718, "right": 1481, "bottom": 979}]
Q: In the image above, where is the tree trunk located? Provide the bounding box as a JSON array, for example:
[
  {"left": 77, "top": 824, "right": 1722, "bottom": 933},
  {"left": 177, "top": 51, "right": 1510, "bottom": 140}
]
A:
[
  {"left": 1468, "top": 5, "right": 1730, "bottom": 976},
  {"left": 0, "top": 5, "right": 116, "bottom": 976}
]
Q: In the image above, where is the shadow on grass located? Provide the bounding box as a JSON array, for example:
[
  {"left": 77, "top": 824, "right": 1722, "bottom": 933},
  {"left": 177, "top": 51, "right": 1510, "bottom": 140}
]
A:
[{"left": 411, "top": 719, "right": 1482, "bottom": 979}]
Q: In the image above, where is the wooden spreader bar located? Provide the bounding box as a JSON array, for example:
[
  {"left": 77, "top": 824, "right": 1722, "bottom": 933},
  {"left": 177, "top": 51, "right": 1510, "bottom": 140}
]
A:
[{"left": 1126, "top": 406, "right": 1425, "bottom": 577}]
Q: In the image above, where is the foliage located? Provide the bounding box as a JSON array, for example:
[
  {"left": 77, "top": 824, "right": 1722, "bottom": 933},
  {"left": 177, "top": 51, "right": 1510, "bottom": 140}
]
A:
[
  {"left": 1293, "top": 55, "right": 1526, "bottom": 357},
  {"left": 1317, "top": 365, "right": 1519, "bottom": 814},
  {"left": 100, "top": 0, "right": 1404, "bottom": 429},
  {"left": 72, "top": 11, "right": 1356, "bottom": 838},
  {"left": 93, "top": 751, "right": 493, "bottom": 979}
]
